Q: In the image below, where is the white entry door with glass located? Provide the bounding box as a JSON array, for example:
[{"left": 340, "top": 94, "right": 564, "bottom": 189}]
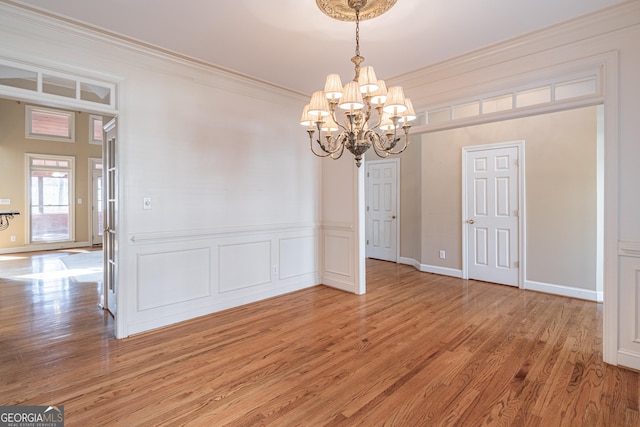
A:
[{"left": 27, "top": 154, "right": 75, "bottom": 243}]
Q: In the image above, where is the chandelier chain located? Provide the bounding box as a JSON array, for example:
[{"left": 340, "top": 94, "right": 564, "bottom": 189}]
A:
[
  {"left": 351, "top": 7, "right": 364, "bottom": 82},
  {"left": 355, "top": 8, "right": 360, "bottom": 58}
]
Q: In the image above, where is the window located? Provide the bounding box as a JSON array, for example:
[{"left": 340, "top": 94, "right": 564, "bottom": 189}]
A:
[
  {"left": 427, "top": 108, "right": 451, "bottom": 125},
  {"left": 453, "top": 101, "right": 480, "bottom": 120},
  {"left": 422, "top": 70, "right": 601, "bottom": 130},
  {"left": 516, "top": 86, "right": 551, "bottom": 108},
  {"left": 25, "top": 105, "right": 75, "bottom": 142},
  {"left": 89, "top": 115, "right": 104, "bottom": 144},
  {"left": 27, "top": 154, "right": 75, "bottom": 243},
  {"left": 0, "top": 59, "right": 117, "bottom": 110},
  {"left": 555, "top": 77, "right": 598, "bottom": 101}
]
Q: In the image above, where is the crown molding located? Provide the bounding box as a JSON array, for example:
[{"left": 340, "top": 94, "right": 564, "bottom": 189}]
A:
[
  {"left": 389, "top": 0, "right": 640, "bottom": 89},
  {"left": 0, "top": 1, "right": 308, "bottom": 102}
]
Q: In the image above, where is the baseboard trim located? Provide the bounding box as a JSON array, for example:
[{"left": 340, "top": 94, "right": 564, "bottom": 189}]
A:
[
  {"left": 617, "top": 349, "right": 640, "bottom": 371},
  {"left": 525, "top": 279, "right": 602, "bottom": 302},
  {"left": 398, "top": 257, "right": 463, "bottom": 278},
  {"left": 398, "top": 257, "right": 601, "bottom": 302},
  {"left": 420, "top": 264, "right": 463, "bottom": 278},
  {"left": 398, "top": 257, "right": 420, "bottom": 270},
  {"left": 322, "top": 277, "right": 358, "bottom": 294}
]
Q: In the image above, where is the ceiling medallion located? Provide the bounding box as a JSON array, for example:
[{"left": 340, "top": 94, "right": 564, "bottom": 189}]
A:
[{"left": 316, "top": 0, "right": 397, "bottom": 21}]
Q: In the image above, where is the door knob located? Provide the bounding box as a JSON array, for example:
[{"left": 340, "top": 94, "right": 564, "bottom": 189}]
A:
[
  {"left": 468, "top": 219, "right": 475, "bottom": 224},
  {"left": 392, "top": 215, "right": 397, "bottom": 219}
]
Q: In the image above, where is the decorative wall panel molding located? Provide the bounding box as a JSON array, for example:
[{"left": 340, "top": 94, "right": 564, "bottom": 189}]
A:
[
  {"left": 128, "top": 222, "right": 318, "bottom": 244},
  {"left": 279, "top": 235, "right": 317, "bottom": 280},
  {"left": 619, "top": 253, "right": 640, "bottom": 371},
  {"left": 324, "top": 234, "right": 351, "bottom": 277},
  {"left": 137, "top": 247, "right": 211, "bottom": 311},
  {"left": 320, "top": 226, "right": 358, "bottom": 293},
  {"left": 126, "top": 225, "right": 320, "bottom": 335},
  {"left": 619, "top": 240, "right": 640, "bottom": 257},
  {"left": 219, "top": 241, "right": 272, "bottom": 293}
]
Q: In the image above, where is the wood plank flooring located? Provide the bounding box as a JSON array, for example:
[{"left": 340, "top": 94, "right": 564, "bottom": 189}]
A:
[{"left": 1, "top": 250, "right": 638, "bottom": 426}]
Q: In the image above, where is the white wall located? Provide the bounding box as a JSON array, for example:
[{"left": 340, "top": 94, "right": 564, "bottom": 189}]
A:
[
  {"left": 0, "top": 4, "right": 323, "bottom": 337},
  {"left": 390, "top": 0, "right": 640, "bottom": 369}
]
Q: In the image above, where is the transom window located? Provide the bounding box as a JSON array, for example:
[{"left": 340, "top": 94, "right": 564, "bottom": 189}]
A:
[
  {"left": 25, "top": 105, "right": 75, "bottom": 142},
  {"left": 0, "top": 58, "right": 116, "bottom": 111},
  {"left": 423, "top": 72, "right": 601, "bottom": 130}
]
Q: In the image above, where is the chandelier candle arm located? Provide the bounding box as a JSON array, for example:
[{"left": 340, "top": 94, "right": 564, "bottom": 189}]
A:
[{"left": 303, "top": 0, "right": 416, "bottom": 167}]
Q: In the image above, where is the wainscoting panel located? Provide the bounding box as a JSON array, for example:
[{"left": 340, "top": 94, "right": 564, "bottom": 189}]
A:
[
  {"left": 126, "top": 224, "right": 320, "bottom": 336},
  {"left": 618, "top": 242, "right": 640, "bottom": 370},
  {"left": 137, "top": 247, "right": 211, "bottom": 311},
  {"left": 321, "top": 226, "right": 357, "bottom": 293},
  {"left": 279, "top": 235, "right": 316, "bottom": 280},
  {"left": 325, "top": 234, "right": 351, "bottom": 277},
  {"left": 219, "top": 240, "right": 271, "bottom": 292}
]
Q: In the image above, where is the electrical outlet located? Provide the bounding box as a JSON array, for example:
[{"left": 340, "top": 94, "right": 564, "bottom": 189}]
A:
[
  {"left": 10, "top": 236, "right": 16, "bottom": 242},
  {"left": 439, "top": 250, "right": 446, "bottom": 259},
  {"left": 272, "top": 265, "right": 278, "bottom": 274},
  {"left": 143, "top": 197, "right": 152, "bottom": 210}
]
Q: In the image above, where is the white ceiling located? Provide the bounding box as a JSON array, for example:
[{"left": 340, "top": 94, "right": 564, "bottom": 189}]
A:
[{"left": 4, "top": 0, "right": 625, "bottom": 95}]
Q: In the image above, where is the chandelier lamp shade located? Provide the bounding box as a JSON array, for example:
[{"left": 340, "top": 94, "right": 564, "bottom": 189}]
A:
[{"left": 302, "top": 0, "right": 415, "bottom": 167}]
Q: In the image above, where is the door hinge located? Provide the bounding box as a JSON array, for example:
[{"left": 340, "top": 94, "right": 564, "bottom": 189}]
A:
[
  {"left": 514, "top": 261, "right": 519, "bottom": 268},
  {"left": 367, "top": 172, "right": 370, "bottom": 177},
  {"left": 367, "top": 206, "right": 370, "bottom": 211},
  {"left": 514, "top": 210, "right": 519, "bottom": 217},
  {"left": 366, "top": 240, "right": 369, "bottom": 245}
]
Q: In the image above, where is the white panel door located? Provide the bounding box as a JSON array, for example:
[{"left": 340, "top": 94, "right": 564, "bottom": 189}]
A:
[
  {"left": 366, "top": 160, "right": 398, "bottom": 262},
  {"left": 466, "top": 146, "right": 519, "bottom": 286}
]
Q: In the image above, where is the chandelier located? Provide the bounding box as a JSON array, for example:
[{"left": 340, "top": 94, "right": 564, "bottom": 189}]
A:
[{"left": 301, "top": 0, "right": 415, "bottom": 167}]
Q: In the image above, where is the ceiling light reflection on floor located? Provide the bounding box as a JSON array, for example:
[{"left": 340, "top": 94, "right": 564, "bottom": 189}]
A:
[
  {"left": 18, "top": 267, "right": 103, "bottom": 281},
  {"left": 0, "top": 255, "right": 28, "bottom": 262}
]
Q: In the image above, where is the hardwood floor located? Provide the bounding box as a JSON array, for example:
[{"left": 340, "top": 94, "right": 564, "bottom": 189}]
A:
[{"left": 1, "top": 251, "right": 638, "bottom": 426}]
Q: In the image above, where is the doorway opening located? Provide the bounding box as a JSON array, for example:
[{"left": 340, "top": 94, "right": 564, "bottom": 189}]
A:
[{"left": 365, "top": 158, "right": 400, "bottom": 263}]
